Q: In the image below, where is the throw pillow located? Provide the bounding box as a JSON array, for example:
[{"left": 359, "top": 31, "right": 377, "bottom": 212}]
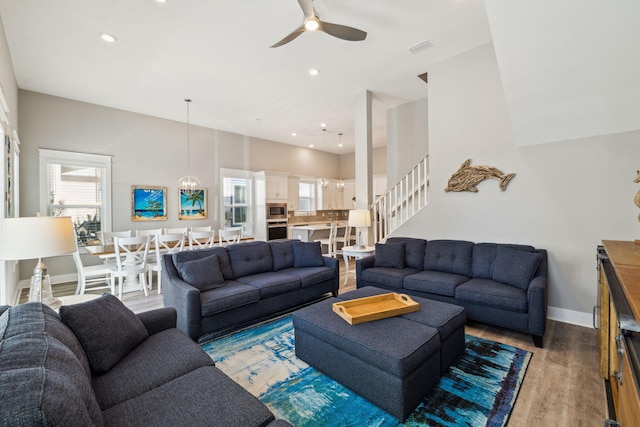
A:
[
  {"left": 176, "top": 254, "right": 226, "bottom": 291},
  {"left": 59, "top": 293, "right": 149, "bottom": 373},
  {"left": 492, "top": 246, "right": 543, "bottom": 290},
  {"left": 292, "top": 241, "right": 325, "bottom": 268},
  {"left": 374, "top": 242, "right": 405, "bottom": 268}
]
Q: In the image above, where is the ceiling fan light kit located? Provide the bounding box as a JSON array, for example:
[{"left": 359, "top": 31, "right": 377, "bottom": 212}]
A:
[{"left": 270, "top": 0, "right": 367, "bottom": 48}]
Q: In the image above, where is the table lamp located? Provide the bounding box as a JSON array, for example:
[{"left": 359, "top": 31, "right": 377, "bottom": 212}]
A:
[
  {"left": 348, "top": 209, "right": 371, "bottom": 249},
  {"left": 0, "top": 215, "right": 76, "bottom": 308}
]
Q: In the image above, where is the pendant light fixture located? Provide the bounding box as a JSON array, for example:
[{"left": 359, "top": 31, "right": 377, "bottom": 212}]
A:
[
  {"left": 177, "top": 99, "right": 202, "bottom": 195},
  {"left": 320, "top": 128, "right": 330, "bottom": 190},
  {"left": 336, "top": 133, "right": 345, "bottom": 192}
]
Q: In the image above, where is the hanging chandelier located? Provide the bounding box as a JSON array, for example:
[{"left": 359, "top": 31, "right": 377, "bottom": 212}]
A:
[
  {"left": 320, "top": 128, "right": 330, "bottom": 190},
  {"left": 336, "top": 133, "right": 345, "bottom": 192},
  {"left": 177, "top": 99, "right": 202, "bottom": 195}
]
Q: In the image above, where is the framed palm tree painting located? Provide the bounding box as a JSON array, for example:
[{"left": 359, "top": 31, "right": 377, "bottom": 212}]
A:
[
  {"left": 132, "top": 186, "right": 167, "bottom": 221},
  {"left": 179, "top": 189, "right": 207, "bottom": 220}
]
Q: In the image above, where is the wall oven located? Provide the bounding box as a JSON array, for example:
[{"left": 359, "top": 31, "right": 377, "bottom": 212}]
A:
[
  {"left": 267, "top": 220, "right": 288, "bottom": 241},
  {"left": 266, "top": 203, "right": 287, "bottom": 220}
]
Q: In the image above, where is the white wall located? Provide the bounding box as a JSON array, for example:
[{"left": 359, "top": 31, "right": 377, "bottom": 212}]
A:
[
  {"left": 387, "top": 98, "right": 428, "bottom": 184},
  {"left": 0, "top": 18, "right": 19, "bottom": 305},
  {"left": 393, "top": 43, "right": 640, "bottom": 325},
  {"left": 16, "top": 90, "right": 352, "bottom": 282}
]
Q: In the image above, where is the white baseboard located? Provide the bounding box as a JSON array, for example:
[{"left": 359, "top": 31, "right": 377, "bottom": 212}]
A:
[{"left": 547, "top": 306, "right": 593, "bottom": 329}]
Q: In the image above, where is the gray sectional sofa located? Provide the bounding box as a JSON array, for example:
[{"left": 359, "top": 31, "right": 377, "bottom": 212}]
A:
[
  {"left": 0, "top": 295, "right": 292, "bottom": 426},
  {"left": 162, "top": 239, "right": 339, "bottom": 340},
  {"left": 356, "top": 237, "right": 548, "bottom": 347}
]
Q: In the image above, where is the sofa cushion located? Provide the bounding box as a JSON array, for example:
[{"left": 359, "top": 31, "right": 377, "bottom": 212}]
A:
[
  {"left": 101, "top": 366, "right": 276, "bottom": 427},
  {"left": 59, "top": 293, "right": 149, "bottom": 373},
  {"left": 0, "top": 304, "right": 104, "bottom": 427},
  {"left": 360, "top": 267, "right": 421, "bottom": 289},
  {"left": 236, "top": 272, "right": 301, "bottom": 298},
  {"left": 173, "top": 247, "right": 234, "bottom": 281},
  {"left": 270, "top": 240, "right": 295, "bottom": 271},
  {"left": 374, "top": 242, "right": 405, "bottom": 268},
  {"left": 403, "top": 271, "right": 470, "bottom": 297},
  {"left": 292, "top": 240, "right": 325, "bottom": 268},
  {"left": 176, "top": 254, "right": 226, "bottom": 291},
  {"left": 424, "top": 240, "right": 474, "bottom": 276},
  {"left": 200, "top": 282, "right": 261, "bottom": 316},
  {"left": 92, "top": 328, "right": 214, "bottom": 410},
  {"left": 280, "top": 266, "right": 335, "bottom": 288},
  {"left": 471, "top": 243, "right": 535, "bottom": 279},
  {"left": 492, "top": 246, "right": 542, "bottom": 290},
  {"left": 455, "top": 278, "right": 528, "bottom": 312},
  {"left": 386, "top": 237, "right": 427, "bottom": 270},
  {"left": 228, "top": 241, "right": 274, "bottom": 278}
]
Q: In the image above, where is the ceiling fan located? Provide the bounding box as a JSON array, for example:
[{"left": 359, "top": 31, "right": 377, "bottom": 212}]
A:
[{"left": 270, "top": 0, "right": 367, "bottom": 48}]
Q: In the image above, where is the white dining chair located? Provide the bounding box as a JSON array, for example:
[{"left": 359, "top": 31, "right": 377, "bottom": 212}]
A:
[
  {"left": 164, "top": 227, "right": 188, "bottom": 236},
  {"left": 148, "top": 233, "right": 185, "bottom": 294},
  {"left": 190, "top": 225, "right": 212, "bottom": 232},
  {"left": 111, "top": 235, "right": 150, "bottom": 299},
  {"left": 315, "top": 222, "right": 337, "bottom": 257},
  {"left": 72, "top": 250, "right": 115, "bottom": 295},
  {"left": 219, "top": 227, "right": 242, "bottom": 246},
  {"left": 189, "top": 230, "right": 216, "bottom": 250},
  {"left": 98, "top": 230, "right": 132, "bottom": 266},
  {"left": 135, "top": 228, "right": 163, "bottom": 238},
  {"left": 333, "top": 226, "right": 353, "bottom": 255}
]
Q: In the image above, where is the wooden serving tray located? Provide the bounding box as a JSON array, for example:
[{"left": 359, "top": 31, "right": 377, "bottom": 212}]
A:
[{"left": 332, "top": 293, "right": 420, "bottom": 325}]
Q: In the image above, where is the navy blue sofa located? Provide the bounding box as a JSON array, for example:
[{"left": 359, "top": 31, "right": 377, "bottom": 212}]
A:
[
  {"left": 163, "top": 240, "right": 339, "bottom": 340},
  {"left": 356, "top": 237, "right": 548, "bottom": 347},
  {"left": 0, "top": 296, "right": 292, "bottom": 426}
]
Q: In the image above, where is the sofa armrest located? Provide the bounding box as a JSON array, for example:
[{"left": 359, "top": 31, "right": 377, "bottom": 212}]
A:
[
  {"left": 356, "top": 255, "right": 376, "bottom": 287},
  {"left": 0, "top": 305, "right": 10, "bottom": 316},
  {"left": 527, "top": 264, "right": 548, "bottom": 337},
  {"left": 137, "top": 307, "right": 177, "bottom": 335},
  {"left": 161, "top": 255, "right": 204, "bottom": 340},
  {"left": 323, "top": 256, "right": 340, "bottom": 296}
]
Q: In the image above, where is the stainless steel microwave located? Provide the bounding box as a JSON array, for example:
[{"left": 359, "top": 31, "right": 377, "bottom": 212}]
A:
[{"left": 266, "top": 203, "right": 287, "bottom": 219}]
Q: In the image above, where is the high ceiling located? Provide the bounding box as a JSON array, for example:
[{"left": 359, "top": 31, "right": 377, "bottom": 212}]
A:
[{"left": 0, "top": 0, "right": 492, "bottom": 153}]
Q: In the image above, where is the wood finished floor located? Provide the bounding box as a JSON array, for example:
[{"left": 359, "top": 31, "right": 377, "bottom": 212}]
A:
[{"left": 36, "top": 259, "right": 608, "bottom": 426}]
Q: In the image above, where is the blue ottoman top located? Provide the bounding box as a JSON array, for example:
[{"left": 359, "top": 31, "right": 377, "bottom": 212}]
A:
[{"left": 293, "top": 298, "right": 440, "bottom": 378}]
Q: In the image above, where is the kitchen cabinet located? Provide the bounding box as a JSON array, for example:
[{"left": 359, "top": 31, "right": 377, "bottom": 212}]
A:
[
  {"left": 288, "top": 176, "right": 299, "bottom": 211},
  {"left": 255, "top": 171, "right": 288, "bottom": 202},
  {"left": 597, "top": 241, "right": 640, "bottom": 426},
  {"left": 317, "top": 178, "right": 337, "bottom": 210},
  {"left": 342, "top": 179, "right": 355, "bottom": 210}
]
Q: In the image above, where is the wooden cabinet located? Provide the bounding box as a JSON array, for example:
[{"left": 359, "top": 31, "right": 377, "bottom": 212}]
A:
[{"left": 597, "top": 241, "right": 640, "bottom": 426}]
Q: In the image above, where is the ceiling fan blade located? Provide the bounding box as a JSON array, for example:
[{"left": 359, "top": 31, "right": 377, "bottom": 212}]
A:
[
  {"left": 319, "top": 21, "right": 367, "bottom": 42},
  {"left": 270, "top": 25, "right": 306, "bottom": 48},
  {"left": 297, "top": 0, "right": 315, "bottom": 19}
]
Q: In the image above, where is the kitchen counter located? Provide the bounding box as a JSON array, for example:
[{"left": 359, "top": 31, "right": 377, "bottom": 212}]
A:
[{"left": 290, "top": 222, "right": 347, "bottom": 241}]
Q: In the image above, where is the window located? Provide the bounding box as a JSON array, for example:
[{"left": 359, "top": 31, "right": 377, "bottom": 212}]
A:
[
  {"left": 221, "top": 168, "right": 253, "bottom": 235},
  {"left": 298, "top": 180, "right": 316, "bottom": 212},
  {"left": 39, "top": 149, "right": 112, "bottom": 246}
]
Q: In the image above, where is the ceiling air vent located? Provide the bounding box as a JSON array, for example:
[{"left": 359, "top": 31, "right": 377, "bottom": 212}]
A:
[
  {"left": 418, "top": 72, "right": 427, "bottom": 84},
  {"left": 408, "top": 40, "right": 433, "bottom": 55}
]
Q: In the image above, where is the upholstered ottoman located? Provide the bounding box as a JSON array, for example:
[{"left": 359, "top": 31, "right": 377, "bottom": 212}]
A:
[
  {"left": 339, "top": 286, "right": 467, "bottom": 375},
  {"left": 293, "top": 297, "right": 442, "bottom": 421}
]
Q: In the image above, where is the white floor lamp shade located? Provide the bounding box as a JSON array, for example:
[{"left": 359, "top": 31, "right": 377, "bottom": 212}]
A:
[{"left": 0, "top": 216, "right": 77, "bottom": 307}]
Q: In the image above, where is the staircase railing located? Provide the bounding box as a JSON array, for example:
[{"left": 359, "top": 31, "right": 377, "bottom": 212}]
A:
[{"left": 371, "top": 155, "right": 429, "bottom": 243}]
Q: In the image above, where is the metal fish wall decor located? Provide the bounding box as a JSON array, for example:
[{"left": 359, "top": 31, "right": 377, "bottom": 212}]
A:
[{"left": 445, "top": 159, "right": 515, "bottom": 193}]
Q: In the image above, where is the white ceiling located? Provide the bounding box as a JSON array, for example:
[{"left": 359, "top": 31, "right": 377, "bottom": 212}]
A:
[{"left": 0, "top": 0, "right": 492, "bottom": 153}]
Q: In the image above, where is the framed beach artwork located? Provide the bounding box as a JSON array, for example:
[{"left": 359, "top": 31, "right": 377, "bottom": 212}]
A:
[
  {"left": 131, "top": 186, "right": 167, "bottom": 221},
  {"left": 179, "top": 189, "right": 207, "bottom": 220}
]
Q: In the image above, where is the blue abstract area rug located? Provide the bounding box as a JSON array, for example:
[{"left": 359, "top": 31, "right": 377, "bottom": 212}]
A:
[{"left": 201, "top": 315, "right": 531, "bottom": 427}]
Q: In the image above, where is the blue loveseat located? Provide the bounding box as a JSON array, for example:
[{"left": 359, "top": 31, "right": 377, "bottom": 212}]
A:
[
  {"left": 356, "top": 237, "right": 548, "bottom": 347},
  {"left": 163, "top": 240, "right": 339, "bottom": 340}
]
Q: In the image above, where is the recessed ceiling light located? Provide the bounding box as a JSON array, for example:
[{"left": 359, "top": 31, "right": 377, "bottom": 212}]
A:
[
  {"left": 309, "top": 144, "right": 314, "bottom": 148},
  {"left": 320, "top": 123, "right": 326, "bottom": 128},
  {"left": 156, "top": 0, "right": 169, "bottom": 3},
  {"left": 100, "top": 32, "right": 117, "bottom": 43},
  {"left": 291, "top": 132, "right": 297, "bottom": 136},
  {"left": 308, "top": 68, "right": 319, "bottom": 77}
]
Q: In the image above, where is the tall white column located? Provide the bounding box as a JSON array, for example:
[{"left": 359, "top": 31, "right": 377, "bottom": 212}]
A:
[{"left": 354, "top": 90, "right": 373, "bottom": 245}]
